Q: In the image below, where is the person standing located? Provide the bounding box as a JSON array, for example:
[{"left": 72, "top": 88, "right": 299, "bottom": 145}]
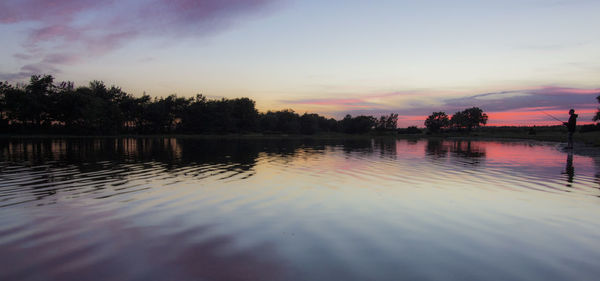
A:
[{"left": 563, "top": 109, "right": 578, "bottom": 149}]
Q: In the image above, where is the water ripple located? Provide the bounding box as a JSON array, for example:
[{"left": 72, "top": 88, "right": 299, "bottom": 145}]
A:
[{"left": 1, "top": 138, "right": 600, "bottom": 281}]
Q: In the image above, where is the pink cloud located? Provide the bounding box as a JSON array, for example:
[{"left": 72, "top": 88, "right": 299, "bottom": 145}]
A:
[
  {"left": 486, "top": 109, "right": 597, "bottom": 126},
  {"left": 281, "top": 90, "right": 421, "bottom": 109}
]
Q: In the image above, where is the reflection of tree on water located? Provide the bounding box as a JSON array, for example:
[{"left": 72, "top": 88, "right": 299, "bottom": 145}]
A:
[
  {"left": 425, "top": 140, "right": 486, "bottom": 165},
  {"left": 451, "top": 141, "right": 485, "bottom": 159},
  {"left": 0, "top": 138, "right": 375, "bottom": 206},
  {"left": 0, "top": 138, "right": 266, "bottom": 206},
  {"left": 341, "top": 139, "right": 373, "bottom": 154},
  {"left": 0, "top": 138, "right": 262, "bottom": 176},
  {"left": 425, "top": 140, "right": 448, "bottom": 158},
  {"left": 374, "top": 138, "right": 398, "bottom": 158},
  {"left": 590, "top": 154, "right": 600, "bottom": 192}
]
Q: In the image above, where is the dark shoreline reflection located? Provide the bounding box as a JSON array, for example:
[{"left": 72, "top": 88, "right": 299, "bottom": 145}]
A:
[
  {"left": 0, "top": 137, "right": 390, "bottom": 168},
  {"left": 0, "top": 138, "right": 381, "bottom": 207}
]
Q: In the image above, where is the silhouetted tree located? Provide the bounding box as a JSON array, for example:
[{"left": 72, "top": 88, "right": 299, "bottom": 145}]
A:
[
  {"left": 450, "top": 107, "right": 488, "bottom": 131},
  {"left": 424, "top": 112, "right": 450, "bottom": 132},
  {"left": 26, "top": 75, "right": 56, "bottom": 127},
  {"left": 341, "top": 114, "right": 377, "bottom": 134},
  {"left": 376, "top": 113, "right": 398, "bottom": 131},
  {"left": 300, "top": 113, "right": 320, "bottom": 134},
  {"left": 0, "top": 81, "right": 10, "bottom": 130},
  {"left": 140, "top": 95, "right": 190, "bottom": 133},
  {"left": 119, "top": 94, "right": 149, "bottom": 132},
  {"left": 231, "top": 97, "right": 259, "bottom": 133},
  {"left": 594, "top": 95, "right": 600, "bottom": 123},
  {"left": 320, "top": 117, "right": 339, "bottom": 132},
  {"left": 1, "top": 75, "right": 387, "bottom": 135},
  {"left": 274, "top": 109, "right": 301, "bottom": 133}
]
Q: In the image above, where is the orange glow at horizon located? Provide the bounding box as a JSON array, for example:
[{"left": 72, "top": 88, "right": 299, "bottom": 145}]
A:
[
  {"left": 394, "top": 109, "right": 597, "bottom": 127},
  {"left": 486, "top": 109, "right": 596, "bottom": 126}
]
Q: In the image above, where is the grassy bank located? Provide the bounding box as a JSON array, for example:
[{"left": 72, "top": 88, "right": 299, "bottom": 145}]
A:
[
  {"left": 0, "top": 132, "right": 388, "bottom": 140},
  {"left": 2, "top": 126, "right": 600, "bottom": 146},
  {"left": 422, "top": 126, "right": 600, "bottom": 146}
]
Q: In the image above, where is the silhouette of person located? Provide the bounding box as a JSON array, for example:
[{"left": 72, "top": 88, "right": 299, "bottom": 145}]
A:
[{"left": 563, "top": 109, "right": 578, "bottom": 149}]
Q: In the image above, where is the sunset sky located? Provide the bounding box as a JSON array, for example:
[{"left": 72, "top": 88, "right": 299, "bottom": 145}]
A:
[{"left": 1, "top": 0, "right": 599, "bottom": 126}]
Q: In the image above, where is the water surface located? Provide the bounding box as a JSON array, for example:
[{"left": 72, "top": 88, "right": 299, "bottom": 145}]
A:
[{"left": 1, "top": 138, "right": 599, "bottom": 281}]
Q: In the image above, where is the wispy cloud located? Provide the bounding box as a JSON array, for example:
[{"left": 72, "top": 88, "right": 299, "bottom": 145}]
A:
[
  {"left": 0, "top": 0, "right": 277, "bottom": 80},
  {"left": 443, "top": 87, "right": 600, "bottom": 113},
  {"left": 283, "top": 98, "right": 380, "bottom": 108},
  {"left": 281, "top": 90, "right": 422, "bottom": 110}
]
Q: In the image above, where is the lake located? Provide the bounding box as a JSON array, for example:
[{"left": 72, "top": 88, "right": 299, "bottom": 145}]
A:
[{"left": 1, "top": 137, "right": 599, "bottom": 281}]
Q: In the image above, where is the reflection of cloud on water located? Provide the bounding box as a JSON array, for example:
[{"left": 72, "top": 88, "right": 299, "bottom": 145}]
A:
[
  {"left": 420, "top": 139, "right": 600, "bottom": 195},
  {"left": 0, "top": 204, "right": 287, "bottom": 281},
  {"left": 591, "top": 155, "right": 600, "bottom": 192}
]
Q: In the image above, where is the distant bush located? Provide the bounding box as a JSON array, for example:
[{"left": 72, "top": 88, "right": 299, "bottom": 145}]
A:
[
  {"left": 579, "top": 124, "right": 600, "bottom": 133},
  {"left": 397, "top": 126, "right": 422, "bottom": 134}
]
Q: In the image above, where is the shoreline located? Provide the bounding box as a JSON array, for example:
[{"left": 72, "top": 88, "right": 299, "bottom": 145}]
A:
[{"left": 1, "top": 131, "right": 598, "bottom": 143}]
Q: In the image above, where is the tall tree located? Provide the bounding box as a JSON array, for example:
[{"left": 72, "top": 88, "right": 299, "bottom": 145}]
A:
[
  {"left": 450, "top": 107, "right": 488, "bottom": 131},
  {"left": 1, "top": 75, "right": 389, "bottom": 135},
  {"left": 593, "top": 95, "right": 600, "bottom": 123},
  {"left": 25, "top": 75, "right": 55, "bottom": 127},
  {"left": 424, "top": 112, "right": 450, "bottom": 132},
  {"left": 376, "top": 113, "right": 398, "bottom": 131},
  {"left": 341, "top": 115, "right": 377, "bottom": 134}
]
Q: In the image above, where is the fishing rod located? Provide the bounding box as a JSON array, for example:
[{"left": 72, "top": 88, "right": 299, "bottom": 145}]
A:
[{"left": 540, "top": 111, "right": 563, "bottom": 122}]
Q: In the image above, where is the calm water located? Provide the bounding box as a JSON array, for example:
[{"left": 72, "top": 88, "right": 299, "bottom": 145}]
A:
[{"left": 1, "top": 138, "right": 599, "bottom": 281}]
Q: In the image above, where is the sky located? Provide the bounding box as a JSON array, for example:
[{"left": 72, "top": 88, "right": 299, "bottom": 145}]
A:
[{"left": 1, "top": 0, "right": 599, "bottom": 127}]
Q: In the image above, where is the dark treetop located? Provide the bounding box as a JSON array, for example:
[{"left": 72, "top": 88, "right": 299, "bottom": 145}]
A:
[{"left": 0, "top": 75, "right": 400, "bottom": 135}]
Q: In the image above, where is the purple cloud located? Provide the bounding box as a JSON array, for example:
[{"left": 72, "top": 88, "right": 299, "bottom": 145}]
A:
[
  {"left": 285, "top": 87, "right": 600, "bottom": 124},
  {"left": 13, "top": 53, "right": 33, "bottom": 60},
  {"left": 42, "top": 53, "right": 83, "bottom": 65},
  {"left": 442, "top": 87, "right": 600, "bottom": 113},
  {"left": 0, "top": 72, "right": 38, "bottom": 81},
  {"left": 0, "top": 0, "right": 103, "bottom": 24},
  {"left": 0, "top": 0, "right": 277, "bottom": 80}
]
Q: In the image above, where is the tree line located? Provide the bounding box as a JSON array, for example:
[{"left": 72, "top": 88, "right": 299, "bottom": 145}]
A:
[
  {"left": 0, "top": 75, "right": 400, "bottom": 135},
  {"left": 424, "top": 107, "right": 488, "bottom": 132}
]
